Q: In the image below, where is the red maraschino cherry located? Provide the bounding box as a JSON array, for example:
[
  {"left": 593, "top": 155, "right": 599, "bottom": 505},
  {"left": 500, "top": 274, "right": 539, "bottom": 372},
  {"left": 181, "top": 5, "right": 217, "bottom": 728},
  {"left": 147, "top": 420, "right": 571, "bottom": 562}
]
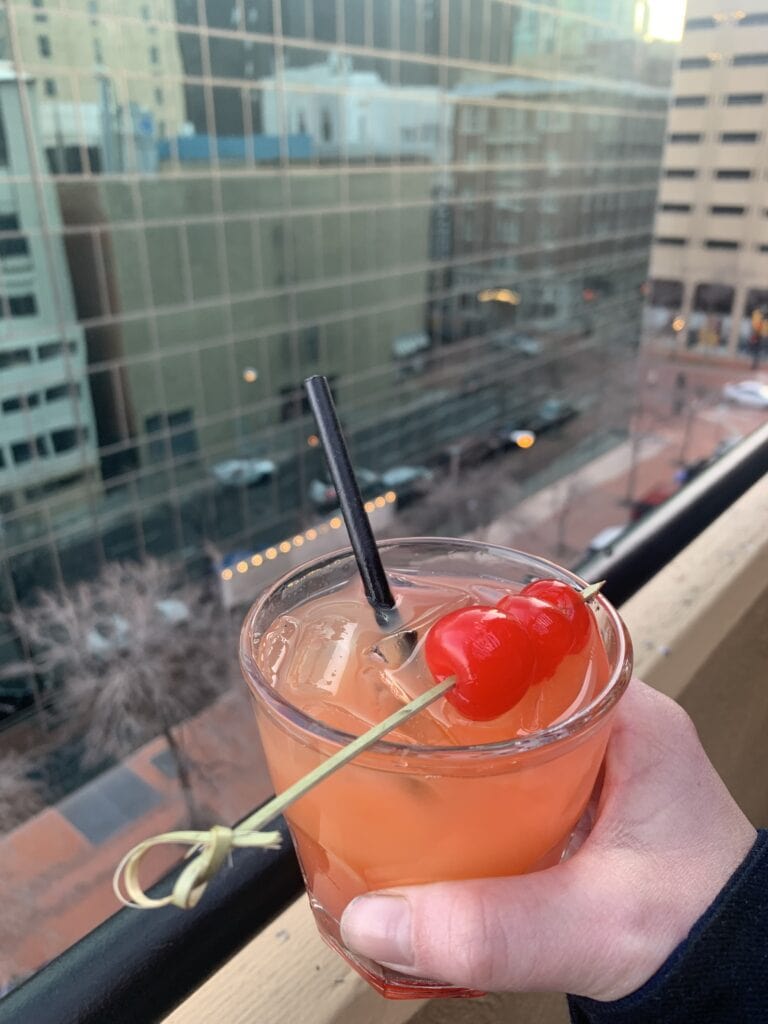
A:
[
  {"left": 495, "top": 593, "right": 574, "bottom": 683},
  {"left": 424, "top": 606, "right": 536, "bottom": 721},
  {"left": 520, "top": 578, "right": 592, "bottom": 653}
]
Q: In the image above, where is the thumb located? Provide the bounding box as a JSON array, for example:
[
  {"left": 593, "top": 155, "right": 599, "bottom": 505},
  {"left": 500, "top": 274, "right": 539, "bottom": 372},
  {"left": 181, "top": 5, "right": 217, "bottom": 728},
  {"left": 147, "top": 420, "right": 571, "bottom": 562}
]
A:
[{"left": 340, "top": 854, "right": 636, "bottom": 997}]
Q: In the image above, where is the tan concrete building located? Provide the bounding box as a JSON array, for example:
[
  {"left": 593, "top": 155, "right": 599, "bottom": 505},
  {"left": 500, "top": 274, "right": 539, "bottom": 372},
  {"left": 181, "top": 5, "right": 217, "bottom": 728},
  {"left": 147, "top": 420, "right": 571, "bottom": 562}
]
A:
[
  {"left": 646, "top": 1, "right": 768, "bottom": 355},
  {"left": 1, "top": 0, "right": 187, "bottom": 170}
]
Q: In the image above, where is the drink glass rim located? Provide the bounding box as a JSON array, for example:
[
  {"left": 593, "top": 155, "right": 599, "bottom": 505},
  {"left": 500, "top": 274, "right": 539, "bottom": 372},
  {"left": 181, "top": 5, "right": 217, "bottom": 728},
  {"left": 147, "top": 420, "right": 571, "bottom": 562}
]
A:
[{"left": 239, "top": 536, "right": 633, "bottom": 758}]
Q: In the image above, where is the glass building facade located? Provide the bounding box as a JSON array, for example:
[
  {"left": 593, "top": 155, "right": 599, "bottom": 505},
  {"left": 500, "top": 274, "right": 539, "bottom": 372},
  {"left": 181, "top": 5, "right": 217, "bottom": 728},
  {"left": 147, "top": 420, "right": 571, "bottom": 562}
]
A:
[
  {"left": 0, "top": 0, "right": 681, "bottom": 992},
  {"left": 0, "top": 1, "right": 671, "bottom": 701}
]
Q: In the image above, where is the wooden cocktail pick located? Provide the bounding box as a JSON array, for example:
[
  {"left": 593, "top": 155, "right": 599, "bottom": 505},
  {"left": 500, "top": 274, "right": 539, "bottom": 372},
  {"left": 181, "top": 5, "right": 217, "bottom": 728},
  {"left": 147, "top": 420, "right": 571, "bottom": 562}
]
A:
[{"left": 113, "top": 677, "right": 454, "bottom": 912}]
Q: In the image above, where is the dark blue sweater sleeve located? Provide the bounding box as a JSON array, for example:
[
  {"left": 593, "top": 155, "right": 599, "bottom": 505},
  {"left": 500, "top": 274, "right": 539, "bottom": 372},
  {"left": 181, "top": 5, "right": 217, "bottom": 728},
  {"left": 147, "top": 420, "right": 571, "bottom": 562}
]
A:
[{"left": 568, "top": 829, "right": 768, "bottom": 1024}]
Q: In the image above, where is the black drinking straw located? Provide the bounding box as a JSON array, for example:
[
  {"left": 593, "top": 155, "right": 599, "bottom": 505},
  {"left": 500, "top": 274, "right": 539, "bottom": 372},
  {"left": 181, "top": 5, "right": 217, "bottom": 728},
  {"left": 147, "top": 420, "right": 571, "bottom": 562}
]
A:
[{"left": 304, "top": 375, "right": 398, "bottom": 629}]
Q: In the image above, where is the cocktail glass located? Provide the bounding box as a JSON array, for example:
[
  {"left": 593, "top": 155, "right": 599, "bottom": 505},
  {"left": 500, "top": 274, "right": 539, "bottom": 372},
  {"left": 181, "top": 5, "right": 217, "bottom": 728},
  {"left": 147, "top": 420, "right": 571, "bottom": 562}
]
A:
[{"left": 240, "top": 538, "right": 633, "bottom": 999}]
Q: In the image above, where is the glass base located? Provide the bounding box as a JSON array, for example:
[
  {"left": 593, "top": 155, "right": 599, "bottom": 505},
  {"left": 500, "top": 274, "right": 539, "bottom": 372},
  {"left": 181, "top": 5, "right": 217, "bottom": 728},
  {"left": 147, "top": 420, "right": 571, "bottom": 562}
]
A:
[{"left": 310, "top": 901, "right": 485, "bottom": 1000}]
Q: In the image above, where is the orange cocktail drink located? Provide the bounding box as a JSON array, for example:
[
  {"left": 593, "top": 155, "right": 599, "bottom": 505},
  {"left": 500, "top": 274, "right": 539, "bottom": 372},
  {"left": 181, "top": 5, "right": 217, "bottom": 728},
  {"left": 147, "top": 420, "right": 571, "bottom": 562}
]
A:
[{"left": 240, "top": 538, "right": 632, "bottom": 999}]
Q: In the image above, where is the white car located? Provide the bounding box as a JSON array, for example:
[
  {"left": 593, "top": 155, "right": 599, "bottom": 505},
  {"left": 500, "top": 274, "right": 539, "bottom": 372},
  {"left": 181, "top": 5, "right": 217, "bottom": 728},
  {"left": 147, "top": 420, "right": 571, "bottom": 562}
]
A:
[
  {"left": 722, "top": 380, "right": 768, "bottom": 409},
  {"left": 489, "top": 331, "right": 542, "bottom": 357},
  {"left": 211, "top": 458, "right": 276, "bottom": 487},
  {"left": 585, "top": 524, "right": 628, "bottom": 559}
]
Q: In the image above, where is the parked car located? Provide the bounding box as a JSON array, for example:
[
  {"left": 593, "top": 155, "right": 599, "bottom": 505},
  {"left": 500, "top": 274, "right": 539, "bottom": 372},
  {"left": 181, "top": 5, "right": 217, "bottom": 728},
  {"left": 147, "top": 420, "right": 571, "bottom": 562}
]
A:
[
  {"left": 489, "top": 331, "right": 542, "bottom": 358},
  {"left": 309, "top": 468, "right": 381, "bottom": 511},
  {"left": 722, "top": 380, "right": 768, "bottom": 408},
  {"left": 630, "top": 485, "right": 677, "bottom": 522},
  {"left": 584, "top": 523, "right": 630, "bottom": 559},
  {"left": 492, "top": 398, "right": 579, "bottom": 452},
  {"left": 211, "top": 458, "right": 276, "bottom": 487},
  {"left": 674, "top": 460, "right": 709, "bottom": 487},
  {"left": 526, "top": 397, "right": 579, "bottom": 433},
  {"left": 712, "top": 435, "right": 743, "bottom": 459},
  {"left": 380, "top": 465, "right": 434, "bottom": 504}
]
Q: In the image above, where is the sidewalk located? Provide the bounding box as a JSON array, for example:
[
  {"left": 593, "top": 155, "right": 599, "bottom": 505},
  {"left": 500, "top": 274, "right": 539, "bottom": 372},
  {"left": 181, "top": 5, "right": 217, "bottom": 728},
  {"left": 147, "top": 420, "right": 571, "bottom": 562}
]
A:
[{"left": 482, "top": 397, "right": 765, "bottom": 565}]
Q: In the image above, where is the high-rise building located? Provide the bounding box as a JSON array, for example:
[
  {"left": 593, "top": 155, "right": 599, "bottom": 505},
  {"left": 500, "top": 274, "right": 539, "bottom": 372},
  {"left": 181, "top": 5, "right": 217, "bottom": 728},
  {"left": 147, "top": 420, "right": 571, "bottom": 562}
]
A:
[
  {"left": 0, "top": 66, "right": 98, "bottom": 512},
  {"left": 0, "top": 0, "right": 671, "bottom": 717},
  {"left": 645, "top": 1, "right": 768, "bottom": 356}
]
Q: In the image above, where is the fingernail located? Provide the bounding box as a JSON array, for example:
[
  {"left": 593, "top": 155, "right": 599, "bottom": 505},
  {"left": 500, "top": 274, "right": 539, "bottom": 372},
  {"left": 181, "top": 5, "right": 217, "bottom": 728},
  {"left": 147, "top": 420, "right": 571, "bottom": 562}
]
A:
[{"left": 341, "top": 893, "right": 413, "bottom": 967}]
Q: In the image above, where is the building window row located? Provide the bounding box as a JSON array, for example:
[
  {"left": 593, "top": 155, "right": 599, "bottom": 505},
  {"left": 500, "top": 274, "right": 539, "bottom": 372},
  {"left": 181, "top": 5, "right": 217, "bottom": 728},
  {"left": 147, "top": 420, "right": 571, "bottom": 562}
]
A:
[
  {"left": 649, "top": 280, "right": 768, "bottom": 320},
  {"left": 658, "top": 204, "right": 747, "bottom": 215},
  {"left": 674, "top": 95, "right": 708, "bottom": 106},
  {"left": 654, "top": 238, "right": 768, "bottom": 252},
  {"left": 654, "top": 12, "right": 768, "bottom": 29},
  {"left": 1, "top": 382, "right": 81, "bottom": 414},
  {"left": 733, "top": 52, "right": 768, "bottom": 66},
  {"left": 674, "top": 94, "right": 766, "bottom": 106},
  {"left": 716, "top": 168, "right": 752, "bottom": 179},
  {"left": 727, "top": 92, "right": 765, "bottom": 105},
  {"left": 679, "top": 56, "right": 713, "bottom": 69},
  {"left": 0, "top": 294, "right": 37, "bottom": 317},
  {"left": 0, "top": 214, "right": 30, "bottom": 260},
  {"left": 686, "top": 16, "right": 718, "bottom": 29},
  {"left": 722, "top": 132, "right": 760, "bottom": 143},
  {"left": 0, "top": 340, "right": 77, "bottom": 369},
  {"left": 38, "top": 340, "right": 77, "bottom": 360},
  {"left": 668, "top": 132, "right": 760, "bottom": 143},
  {"left": 2, "top": 427, "right": 89, "bottom": 469},
  {"left": 679, "top": 53, "right": 768, "bottom": 68}
]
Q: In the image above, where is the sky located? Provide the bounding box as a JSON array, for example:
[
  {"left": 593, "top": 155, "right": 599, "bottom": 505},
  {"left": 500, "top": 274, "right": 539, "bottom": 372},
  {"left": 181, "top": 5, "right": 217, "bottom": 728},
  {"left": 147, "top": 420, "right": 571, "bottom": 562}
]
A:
[{"left": 646, "top": 0, "right": 687, "bottom": 40}]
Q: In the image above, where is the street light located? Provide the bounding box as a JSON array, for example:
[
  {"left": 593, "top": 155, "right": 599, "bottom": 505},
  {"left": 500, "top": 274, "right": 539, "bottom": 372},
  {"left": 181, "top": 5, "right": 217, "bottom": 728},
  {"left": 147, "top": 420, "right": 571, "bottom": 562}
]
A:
[
  {"left": 242, "top": 367, "right": 258, "bottom": 383},
  {"left": 478, "top": 288, "right": 520, "bottom": 305},
  {"left": 511, "top": 430, "right": 536, "bottom": 449}
]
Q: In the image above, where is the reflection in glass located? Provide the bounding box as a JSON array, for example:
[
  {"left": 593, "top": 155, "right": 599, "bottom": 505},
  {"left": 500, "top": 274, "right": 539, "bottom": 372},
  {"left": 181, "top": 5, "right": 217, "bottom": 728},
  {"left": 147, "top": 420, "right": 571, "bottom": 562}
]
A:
[{"left": 0, "top": 0, "right": 680, "bottom": 994}]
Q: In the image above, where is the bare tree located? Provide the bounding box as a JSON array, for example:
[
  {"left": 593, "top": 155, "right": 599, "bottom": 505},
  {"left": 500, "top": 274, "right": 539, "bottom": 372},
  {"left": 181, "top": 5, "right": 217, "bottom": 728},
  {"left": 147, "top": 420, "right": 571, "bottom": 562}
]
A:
[
  {"left": 0, "top": 751, "right": 43, "bottom": 834},
  {"left": 10, "top": 560, "right": 237, "bottom": 827}
]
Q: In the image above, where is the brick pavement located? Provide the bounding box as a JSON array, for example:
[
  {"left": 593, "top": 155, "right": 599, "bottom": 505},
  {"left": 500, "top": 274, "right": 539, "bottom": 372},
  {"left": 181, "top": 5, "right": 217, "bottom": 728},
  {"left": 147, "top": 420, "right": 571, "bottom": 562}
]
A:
[{"left": 0, "top": 687, "right": 274, "bottom": 987}]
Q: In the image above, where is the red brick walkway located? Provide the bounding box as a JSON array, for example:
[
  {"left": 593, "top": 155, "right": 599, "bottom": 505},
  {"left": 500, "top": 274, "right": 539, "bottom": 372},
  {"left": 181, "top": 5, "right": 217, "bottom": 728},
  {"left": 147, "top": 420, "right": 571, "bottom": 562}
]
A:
[{"left": 1, "top": 688, "right": 273, "bottom": 986}]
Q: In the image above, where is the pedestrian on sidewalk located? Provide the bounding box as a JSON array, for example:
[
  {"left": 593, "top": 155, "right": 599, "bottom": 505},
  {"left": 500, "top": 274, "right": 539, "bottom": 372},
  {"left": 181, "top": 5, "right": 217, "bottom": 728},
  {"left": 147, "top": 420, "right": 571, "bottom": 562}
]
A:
[
  {"left": 749, "top": 309, "right": 764, "bottom": 370},
  {"left": 672, "top": 371, "right": 687, "bottom": 415},
  {"left": 756, "top": 308, "right": 768, "bottom": 370}
]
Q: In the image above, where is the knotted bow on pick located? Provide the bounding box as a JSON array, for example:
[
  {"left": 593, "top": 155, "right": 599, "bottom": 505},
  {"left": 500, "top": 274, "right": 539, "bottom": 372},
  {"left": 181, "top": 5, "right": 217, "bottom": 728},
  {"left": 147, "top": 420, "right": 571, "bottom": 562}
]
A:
[
  {"left": 113, "top": 824, "right": 283, "bottom": 910},
  {"left": 113, "top": 677, "right": 455, "bottom": 911}
]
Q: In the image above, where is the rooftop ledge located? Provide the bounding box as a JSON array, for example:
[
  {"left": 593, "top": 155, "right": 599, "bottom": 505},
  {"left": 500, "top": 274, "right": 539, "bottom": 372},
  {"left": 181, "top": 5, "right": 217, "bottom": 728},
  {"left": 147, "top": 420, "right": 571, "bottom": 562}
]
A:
[{"left": 163, "top": 470, "right": 768, "bottom": 1024}]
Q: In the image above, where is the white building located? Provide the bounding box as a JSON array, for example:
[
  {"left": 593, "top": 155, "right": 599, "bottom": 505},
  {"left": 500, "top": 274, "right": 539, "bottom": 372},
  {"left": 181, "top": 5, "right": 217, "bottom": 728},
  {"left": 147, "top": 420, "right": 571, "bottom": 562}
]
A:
[
  {"left": 0, "top": 64, "right": 98, "bottom": 508},
  {"left": 260, "top": 53, "right": 451, "bottom": 163}
]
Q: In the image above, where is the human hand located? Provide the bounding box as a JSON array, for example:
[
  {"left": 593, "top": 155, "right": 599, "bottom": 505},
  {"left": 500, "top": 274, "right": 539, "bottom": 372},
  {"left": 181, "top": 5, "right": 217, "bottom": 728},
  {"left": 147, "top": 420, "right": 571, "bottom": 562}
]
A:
[{"left": 340, "top": 679, "right": 757, "bottom": 1000}]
